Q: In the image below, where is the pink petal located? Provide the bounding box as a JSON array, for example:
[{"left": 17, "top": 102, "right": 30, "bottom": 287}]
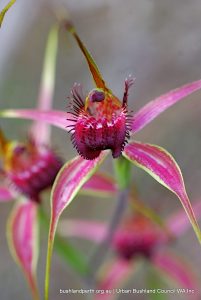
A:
[
  {"left": 59, "top": 219, "right": 107, "bottom": 243},
  {"left": 132, "top": 80, "right": 201, "bottom": 133},
  {"left": 0, "top": 109, "right": 73, "bottom": 131},
  {"left": 95, "top": 259, "right": 133, "bottom": 300},
  {"left": 31, "top": 26, "right": 59, "bottom": 145},
  {"left": 50, "top": 152, "right": 108, "bottom": 241},
  {"left": 45, "top": 152, "right": 108, "bottom": 300},
  {"left": 166, "top": 199, "right": 201, "bottom": 238},
  {"left": 7, "top": 200, "right": 40, "bottom": 300},
  {"left": 152, "top": 251, "right": 200, "bottom": 299},
  {"left": 0, "top": 186, "right": 13, "bottom": 201},
  {"left": 82, "top": 173, "right": 117, "bottom": 196},
  {"left": 123, "top": 141, "right": 201, "bottom": 243}
]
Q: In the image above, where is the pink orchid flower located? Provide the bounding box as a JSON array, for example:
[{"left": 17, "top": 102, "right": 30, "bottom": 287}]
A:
[
  {"left": 59, "top": 197, "right": 201, "bottom": 300},
  {"left": 0, "top": 26, "right": 61, "bottom": 300},
  {"left": 1, "top": 22, "right": 201, "bottom": 299}
]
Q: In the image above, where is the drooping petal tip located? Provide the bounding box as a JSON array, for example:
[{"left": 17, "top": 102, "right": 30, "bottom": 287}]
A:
[{"left": 123, "top": 141, "right": 201, "bottom": 244}]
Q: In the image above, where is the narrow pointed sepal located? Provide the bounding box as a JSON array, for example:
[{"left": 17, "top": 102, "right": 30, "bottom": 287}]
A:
[
  {"left": 31, "top": 25, "right": 59, "bottom": 145},
  {"left": 0, "top": 109, "right": 73, "bottom": 131},
  {"left": 45, "top": 151, "right": 108, "bottom": 300},
  {"left": 7, "top": 200, "right": 40, "bottom": 300},
  {"left": 0, "top": 0, "right": 16, "bottom": 27},
  {"left": 123, "top": 141, "right": 201, "bottom": 243},
  {"left": 65, "top": 21, "right": 108, "bottom": 90},
  {"left": 132, "top": 79, "right": 201, "bottom": 133},
  {"left": 166, "top": 198, "right": 201, "bottom": 238}
]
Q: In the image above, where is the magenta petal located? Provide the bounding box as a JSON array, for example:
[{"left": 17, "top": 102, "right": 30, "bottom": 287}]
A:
[
  {"left": 50, "top": 152, "right": 108, "bottom": 241},
  {"left": 152, "top": 251, "right": 200, "bottom": 296},
  {"left": 166, "top": 199, "right": 201, "bottom": 238},
  {"left": 0, "top": 109, "right": 74, "bottom": 131},
  {"left": 7, "top": 200, "right": 39, "bottom": 300},
  {"left": 45, "top": 152, "right": 108, "bottom": 299},
  {"left": 82, "top": 173, "right": 117, "bottom": 196},
  {"left": 123, "top": 141, "right": 201, "bottom": 243},
  {"left": 95, "top": 259, "right": 133, "bottom": 300},
  {"left": 59, "top": 219, "right": 107, "bottom": 243},
  {"left": 132, "top": 80, "right": 201, "bottom": 133},
  {"left": 0, "top": 186, "right": 13, "bottom": 202}
]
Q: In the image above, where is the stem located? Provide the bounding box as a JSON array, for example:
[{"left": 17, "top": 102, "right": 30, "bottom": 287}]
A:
[
  {"left": 88, "top": 188, "right": 129, "bottom": 281},
  {"left": 28, "top": 273, "right": 40, "bottom": 300},
  {"left": 87, "top": 157, "right": 131, "bottom": 285},
  {"left": 44, "top": 221, "right": 54, "bottom": 300}
]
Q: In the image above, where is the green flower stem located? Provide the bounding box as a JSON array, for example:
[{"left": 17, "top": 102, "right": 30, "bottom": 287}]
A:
[
  {"left": 38, "top": 206, "right": 90, "bottom": 276},
  {"left": 87, "top": 156, "right": 131, "bottom": 285}
]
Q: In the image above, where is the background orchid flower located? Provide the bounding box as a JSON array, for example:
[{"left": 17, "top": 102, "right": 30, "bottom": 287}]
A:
[
  {"left": 1, "top": 21, "right": 201, "bottom": 299},
  {"left": 0, "top": 25, "right": 69, "bottom": 300},
  {"left": 59, "top": 197, "right": 201, "bottom": 300}
]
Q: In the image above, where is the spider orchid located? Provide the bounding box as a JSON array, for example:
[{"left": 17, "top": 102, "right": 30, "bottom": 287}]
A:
[
  {"left": 1, "top": 22, "right": 201, "bottom": 299},
  {"left": 59, "top": 197, "right": 201, "bottom": 300},
  {"left": 0, "top": 0, "right": 16, "bottom": 27}
]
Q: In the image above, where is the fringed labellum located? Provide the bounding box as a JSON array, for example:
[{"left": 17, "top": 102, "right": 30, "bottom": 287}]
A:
[
  {"left": 2, "top": 137, "right": 63, "bottom": 202},
  {"left": 67, "top": 78, "right": 134, "bottom": 160}
]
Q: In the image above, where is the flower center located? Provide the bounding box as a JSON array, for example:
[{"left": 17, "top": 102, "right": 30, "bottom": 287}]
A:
[
  {"left": 3, "top": 140, "right": 63, "bottom": 202},
  {"left": 67, "top": 81, "right": 133, "bottom": 160},
  {"left": 113, "top": 216, "right": 162, "bottom": 260}
]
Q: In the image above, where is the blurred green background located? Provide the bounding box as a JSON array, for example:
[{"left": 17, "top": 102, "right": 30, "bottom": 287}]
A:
[{"left": 0, "top": 0, "right": 201, "bottom": 299}]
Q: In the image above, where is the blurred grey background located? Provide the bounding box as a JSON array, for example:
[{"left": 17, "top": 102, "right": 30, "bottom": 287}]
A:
[{"left": 0, "top": 0, "right": 201, "bottom": 299}]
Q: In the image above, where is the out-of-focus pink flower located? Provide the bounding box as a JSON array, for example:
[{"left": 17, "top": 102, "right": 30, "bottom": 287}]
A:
[
  {"left": 0, "top": 26, "right": 61, "bottom": 300},
  {"left": 60, "top": 198, "right": 201, "bottom": 300}
]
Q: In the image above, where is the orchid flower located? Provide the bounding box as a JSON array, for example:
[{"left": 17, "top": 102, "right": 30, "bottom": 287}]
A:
[
  {"left": 0, "top": 0, "right": 16, "bottom": 27},
  {"left": 59, "top": 197, "right": 201, "bottom": 300},
  {"left": 1, "top": 22, "right": 201, "bottom": 299}
]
